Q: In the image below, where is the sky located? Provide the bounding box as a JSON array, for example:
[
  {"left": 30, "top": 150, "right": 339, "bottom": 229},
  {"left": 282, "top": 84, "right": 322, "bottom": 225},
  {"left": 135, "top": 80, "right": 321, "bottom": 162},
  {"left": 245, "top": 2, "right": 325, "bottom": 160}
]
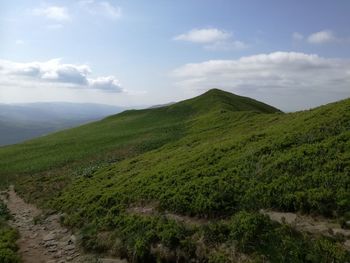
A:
[{"left": 0, "top": 0, "right": 350, "bottom": 111}]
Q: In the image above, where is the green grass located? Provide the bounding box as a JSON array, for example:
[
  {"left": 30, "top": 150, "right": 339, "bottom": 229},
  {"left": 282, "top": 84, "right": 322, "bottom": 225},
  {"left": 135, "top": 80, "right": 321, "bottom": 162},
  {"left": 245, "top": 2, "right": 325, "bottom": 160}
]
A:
[{"left": 0, "top": 89, "right": 349, "bottom": 262}]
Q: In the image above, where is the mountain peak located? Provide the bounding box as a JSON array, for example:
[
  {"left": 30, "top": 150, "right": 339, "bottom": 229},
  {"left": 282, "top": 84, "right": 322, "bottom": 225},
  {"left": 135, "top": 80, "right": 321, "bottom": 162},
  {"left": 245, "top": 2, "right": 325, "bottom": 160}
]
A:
[{"left": 170, "top": 88, "right": 281, "bottom": 114}]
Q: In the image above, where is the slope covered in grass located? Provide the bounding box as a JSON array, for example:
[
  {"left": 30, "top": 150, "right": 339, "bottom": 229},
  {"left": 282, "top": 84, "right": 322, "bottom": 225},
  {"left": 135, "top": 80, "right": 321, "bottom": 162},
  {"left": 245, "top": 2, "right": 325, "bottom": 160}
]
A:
[
  {"left": 52, "top": 96, "right": 349, "bottom": 262},
  {"left": 0, "top": 89, "right": 279, "bottom": 194},
  {"left": 0, "top": 89, "right": 349, "bottom": 262}
]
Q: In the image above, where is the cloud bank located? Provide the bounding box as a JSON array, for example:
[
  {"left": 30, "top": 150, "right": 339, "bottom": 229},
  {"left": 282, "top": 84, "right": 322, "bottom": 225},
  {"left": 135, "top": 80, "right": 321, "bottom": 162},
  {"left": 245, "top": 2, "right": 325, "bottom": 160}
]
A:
[
  {"left": 0, "top": 59, "right": 123, "bottom": 93},
  {"left": 173, "top": 51, "right": 350, "bottom": 110}
]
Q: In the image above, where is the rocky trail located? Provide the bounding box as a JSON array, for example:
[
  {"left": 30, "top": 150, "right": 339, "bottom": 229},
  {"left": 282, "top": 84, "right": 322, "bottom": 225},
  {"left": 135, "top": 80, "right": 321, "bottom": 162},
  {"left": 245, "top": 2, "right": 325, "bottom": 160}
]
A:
[{"left": 1, "top": 186, "right": 126, "bottom": 263}]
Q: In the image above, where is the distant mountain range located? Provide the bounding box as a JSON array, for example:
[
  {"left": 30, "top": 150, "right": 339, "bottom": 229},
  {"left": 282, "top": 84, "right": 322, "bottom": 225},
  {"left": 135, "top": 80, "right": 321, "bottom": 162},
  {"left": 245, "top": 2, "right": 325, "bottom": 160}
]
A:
[{"left": 0, "top": 102, "right": 125, "bottom": 146}]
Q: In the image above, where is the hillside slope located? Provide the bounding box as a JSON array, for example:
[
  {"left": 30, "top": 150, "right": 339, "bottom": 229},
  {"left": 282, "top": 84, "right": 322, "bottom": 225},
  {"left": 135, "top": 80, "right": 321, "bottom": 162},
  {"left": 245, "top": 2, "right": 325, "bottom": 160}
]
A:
[
  {"left": 0, "top": 89, "right": 279, "bottom": 185},
  {"left": 0, "top": 89, "right": 349, "bottom": 262}
]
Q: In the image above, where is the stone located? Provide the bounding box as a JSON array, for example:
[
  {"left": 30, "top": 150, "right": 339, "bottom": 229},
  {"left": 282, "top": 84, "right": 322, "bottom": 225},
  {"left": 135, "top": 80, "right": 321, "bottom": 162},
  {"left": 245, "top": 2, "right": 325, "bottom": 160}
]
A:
[
  {"left": 43, "top": 233, "right": 55, "bottom": 241},
  {"left": 44, "top": 240, "right": 58, "bottom": 247},
  {"left": 48, "top": 247, "right": 58, "bottom": 253},
  {"left": 68, "top": 235, "right": 76, "bottom": 244},
  {"left": 61, "top": 229, "right": 68, "bottom": 234},
  {"left": 65, "top": 244, "right": 75, "bottom": 251},
  {"left": 54, "top": 253, "right": 63, "bottom": 259}
]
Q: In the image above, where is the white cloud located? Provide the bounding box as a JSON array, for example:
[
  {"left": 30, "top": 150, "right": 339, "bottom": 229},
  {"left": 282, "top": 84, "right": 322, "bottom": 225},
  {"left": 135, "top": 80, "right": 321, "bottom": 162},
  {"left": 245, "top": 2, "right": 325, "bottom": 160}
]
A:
[
  {"left": 174, "top": 28, "right": 247, "bottom": 50},
  {"left": 88, "top": 76, "right": 123, "bottom": 92},
  {"left": 172, "top": 52, "right": 350, "bottom": 111},
  {"left": 0, "top": 59, "right": 123, "bottom": 93},
  {"left": 174, "top": 28, "right": 231, "bottom": 43},
  {"left": 307, "top": 30, "right": 337, "bottom": 44},
  {"left": 79, "top": 0, "right": 122, "bottom": 20},
  {"left": 32, "top": 6, "right": 70, "bottom": 21},
  {"left": 292, "top": 32, "right": 304, "bottom": 41}
]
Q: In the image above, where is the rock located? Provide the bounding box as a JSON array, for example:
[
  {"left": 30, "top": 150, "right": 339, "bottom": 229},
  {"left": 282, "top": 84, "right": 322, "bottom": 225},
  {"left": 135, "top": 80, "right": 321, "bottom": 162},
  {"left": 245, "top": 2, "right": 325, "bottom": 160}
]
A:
[
  {"left": 68, "top": 235, "right": 76, "bottom": 244},
  {"left": 48, "top": 247, "right": 58, "bottom": 253},
  {"left": 43, "top": 232, "right": 55, "bottom": 241},
  {"left": 65, "top": 244, "right": 75, "bottom": 251},
  {"left": 44, "top": 240, "right": 58, "bottom": 247},
  {"left": 66, "top": 249, "right": 76, "bottom": 256},
  {"left": 61, "top": 228, "right": 68, "bottom": 234},
  {"left": 54, "top": 251, "right": 63, "bottom": 258}
]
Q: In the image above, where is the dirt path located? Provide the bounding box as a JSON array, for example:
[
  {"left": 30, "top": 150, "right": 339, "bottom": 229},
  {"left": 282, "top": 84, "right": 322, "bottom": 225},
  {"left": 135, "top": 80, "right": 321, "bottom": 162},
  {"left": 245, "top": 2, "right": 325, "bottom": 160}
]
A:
[{"left": 2, "top": 186, "right": 127, "bottom": 263}]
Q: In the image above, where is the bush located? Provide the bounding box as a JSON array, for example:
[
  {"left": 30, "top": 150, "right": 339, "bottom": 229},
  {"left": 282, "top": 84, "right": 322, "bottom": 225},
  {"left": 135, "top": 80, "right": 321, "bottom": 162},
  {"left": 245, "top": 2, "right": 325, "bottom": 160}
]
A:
[
  {"left": 0, "top": 202, "right": 11, "bottom": 221},
  {"left": 228, "top": 211, "right": 272, "bottom": 253},
  {"left": 0, "top": 227, "right": 20, "bottom": 263},
  {"left": 0, "top": 248, "right": 20, "bottom": 263},
  {"left": 306, "top": 238, "right": 350, "bottom": 263}
]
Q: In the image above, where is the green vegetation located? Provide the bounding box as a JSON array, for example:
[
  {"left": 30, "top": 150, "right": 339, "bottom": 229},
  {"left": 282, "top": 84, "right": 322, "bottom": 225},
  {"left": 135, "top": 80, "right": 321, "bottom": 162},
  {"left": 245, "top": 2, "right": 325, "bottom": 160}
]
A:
[
  {"left": 0, "top": 89, "right": 349, "bottom": 262},
  {"left": 0, "top": 200, "right": 20, "bottom": 263}
]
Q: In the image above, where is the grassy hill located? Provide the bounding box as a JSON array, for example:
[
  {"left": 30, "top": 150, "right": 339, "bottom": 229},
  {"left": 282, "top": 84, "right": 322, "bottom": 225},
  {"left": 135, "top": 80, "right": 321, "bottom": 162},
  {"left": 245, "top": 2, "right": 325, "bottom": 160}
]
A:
[{"left": 0, "top": 89, "right": 349, "bottom": 262}]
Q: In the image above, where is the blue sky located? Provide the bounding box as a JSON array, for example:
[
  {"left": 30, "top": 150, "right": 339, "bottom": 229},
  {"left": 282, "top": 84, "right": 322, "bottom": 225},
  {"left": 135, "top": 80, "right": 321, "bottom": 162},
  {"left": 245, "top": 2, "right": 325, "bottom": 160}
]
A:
[{"left": 1, "top": 0, "right": 350, "bottom": 111}]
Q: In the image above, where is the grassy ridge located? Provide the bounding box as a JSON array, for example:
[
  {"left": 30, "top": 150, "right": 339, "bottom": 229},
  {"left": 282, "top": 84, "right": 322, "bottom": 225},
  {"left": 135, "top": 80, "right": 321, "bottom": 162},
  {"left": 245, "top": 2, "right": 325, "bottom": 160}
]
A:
[{"left": 0, "top": 89, "right": 349, "bottom": 262}]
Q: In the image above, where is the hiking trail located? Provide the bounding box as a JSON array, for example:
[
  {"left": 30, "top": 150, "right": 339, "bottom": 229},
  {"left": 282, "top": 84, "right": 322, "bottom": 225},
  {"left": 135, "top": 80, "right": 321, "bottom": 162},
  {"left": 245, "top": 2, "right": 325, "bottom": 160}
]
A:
[{"left": 1, "top": 186, "right": 127, "bottom": 263}]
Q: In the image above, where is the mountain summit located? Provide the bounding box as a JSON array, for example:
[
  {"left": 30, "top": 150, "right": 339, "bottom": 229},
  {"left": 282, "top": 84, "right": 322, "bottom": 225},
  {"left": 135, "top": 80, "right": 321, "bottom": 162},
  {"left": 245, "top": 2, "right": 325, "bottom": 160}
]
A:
[{"left": 171, "top": 88, "right": 281, "bottom": 114}]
